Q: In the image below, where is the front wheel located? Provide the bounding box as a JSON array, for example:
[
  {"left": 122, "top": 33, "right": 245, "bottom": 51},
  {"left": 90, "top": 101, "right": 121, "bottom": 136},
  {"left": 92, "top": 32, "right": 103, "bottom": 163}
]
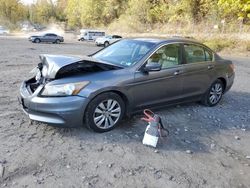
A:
[
  {"left": 201, "top": 79, "right": 224, "bottom": 107},
  {"left": 34, "top": 38, "right": 40, "bottom": 43},
  {"left": 55, "top": 39, "right": 60, "bottom": 44},
  {"left": 84, "top": 92, "right": 125, "bottom": 132}
]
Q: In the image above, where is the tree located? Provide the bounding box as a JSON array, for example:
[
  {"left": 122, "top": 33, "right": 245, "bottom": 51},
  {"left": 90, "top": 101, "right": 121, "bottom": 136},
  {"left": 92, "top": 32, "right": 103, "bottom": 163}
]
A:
[
  {"left": 218, "top": 0, "right": 250, "bottom": 22},
  {"left": 29, "top": 0, "right": 57, "bottom": 23},
  {"left": 56, "top": 0, "right": 67, "bottom": 22},
  {"left": 0, "top": 0, "right": 28, "bottom": 24},
  {"left": 148, "top": 0, "right": 170, "bottom": 24},
  {"left": 102, "top": 0, "right": 128, "bottom": 24}
]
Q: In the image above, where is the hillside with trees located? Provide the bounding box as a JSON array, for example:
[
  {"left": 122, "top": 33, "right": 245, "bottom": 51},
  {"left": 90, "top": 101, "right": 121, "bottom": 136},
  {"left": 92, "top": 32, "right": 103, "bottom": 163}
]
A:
[{"left": 0, "top": 0, "right": 249, "bottom": 33}]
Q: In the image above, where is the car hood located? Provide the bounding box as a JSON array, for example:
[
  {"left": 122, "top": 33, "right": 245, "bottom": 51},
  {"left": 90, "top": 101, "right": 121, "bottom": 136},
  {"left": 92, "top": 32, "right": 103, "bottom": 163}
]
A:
[{"left": 39, "top": 54, "right": 122, "bottom": 79}]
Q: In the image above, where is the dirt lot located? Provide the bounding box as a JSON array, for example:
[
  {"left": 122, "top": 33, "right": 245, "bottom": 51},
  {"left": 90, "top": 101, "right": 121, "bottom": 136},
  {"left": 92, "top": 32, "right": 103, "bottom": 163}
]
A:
[{"left": 0, "top": 37, "right": 249, "bottom": 188}]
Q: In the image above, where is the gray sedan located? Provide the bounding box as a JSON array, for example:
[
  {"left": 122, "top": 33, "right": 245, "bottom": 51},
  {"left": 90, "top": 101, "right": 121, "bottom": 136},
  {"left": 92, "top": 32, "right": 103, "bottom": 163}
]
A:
[
  {"left": 19, "top": 38, "right": 235, "bottom": 132},
  {"left": 28, "top": 33, "right": 64, "bottom": 44}
]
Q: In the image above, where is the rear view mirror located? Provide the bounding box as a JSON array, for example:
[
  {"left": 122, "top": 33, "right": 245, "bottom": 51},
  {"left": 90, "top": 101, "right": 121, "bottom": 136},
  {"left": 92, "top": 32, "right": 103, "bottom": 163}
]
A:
[{"left": 144, "top": 62, "right": 162, "bottom": 72}]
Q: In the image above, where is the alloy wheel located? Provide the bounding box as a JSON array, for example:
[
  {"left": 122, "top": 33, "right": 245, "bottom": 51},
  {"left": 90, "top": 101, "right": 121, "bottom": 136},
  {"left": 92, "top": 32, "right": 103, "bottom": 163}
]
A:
[
  {"left": 93, "top": 99, "right": 121, "bottom": 129},
  {"left": 209, "top": 83, "right": 223, "bottom": 104}
]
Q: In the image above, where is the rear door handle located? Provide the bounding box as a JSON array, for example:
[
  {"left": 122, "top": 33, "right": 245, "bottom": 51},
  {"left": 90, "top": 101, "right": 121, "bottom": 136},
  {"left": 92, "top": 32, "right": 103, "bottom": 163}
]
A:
[{"left": 208, "top": 65, "right": 214, "bottom": 69}]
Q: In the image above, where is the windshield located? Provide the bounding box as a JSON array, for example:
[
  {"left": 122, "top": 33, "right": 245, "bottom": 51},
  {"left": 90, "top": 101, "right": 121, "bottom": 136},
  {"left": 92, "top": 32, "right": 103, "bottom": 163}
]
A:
[{"left": 92, "top": 40, "right": 156, "bottom": 67}]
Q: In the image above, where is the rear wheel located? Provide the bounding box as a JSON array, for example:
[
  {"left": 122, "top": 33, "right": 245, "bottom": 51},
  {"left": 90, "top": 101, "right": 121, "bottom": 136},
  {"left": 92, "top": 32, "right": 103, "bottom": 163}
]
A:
[
  {"left": 104, "top": 41, "right": 109, "bottom": 47},
  {"left": 84, "top": 92, "right": 125, "bottom": 132},
  {"left": 55, "top": 39, "right": 60, "bottom": 44},
  {"left": 202, "top": 79, "right": 224, "bottom": 106}
]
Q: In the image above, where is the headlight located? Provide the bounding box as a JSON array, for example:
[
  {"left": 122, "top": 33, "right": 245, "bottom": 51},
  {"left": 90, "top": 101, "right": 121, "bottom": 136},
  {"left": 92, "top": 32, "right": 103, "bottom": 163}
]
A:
[
  {"left": 35, "top": 70, "right": 41, "bottom": 81},
  {"left": 29, "top": 67, "right": 39, "bottom": 77},
  {"left": 41, "top": 81, "right": 89, "bottom": 96}
]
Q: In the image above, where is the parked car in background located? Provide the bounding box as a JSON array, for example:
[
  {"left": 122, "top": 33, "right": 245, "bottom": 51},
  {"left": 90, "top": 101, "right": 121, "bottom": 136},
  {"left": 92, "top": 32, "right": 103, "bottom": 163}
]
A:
[
  {"left": 78, "top": 29, "right": 105, "bottom": 41},
  {"left": 95, "top": 35, "right": 122, "bottom": 47},
  {"left": 28, "top": 33, "right": 64, "bottom": 44},
  {"left": 19, "top": 38, "right": 234, "bottom": 132},
  {"left": 0, "top": 26, "right": 9, "bottom": 35}
]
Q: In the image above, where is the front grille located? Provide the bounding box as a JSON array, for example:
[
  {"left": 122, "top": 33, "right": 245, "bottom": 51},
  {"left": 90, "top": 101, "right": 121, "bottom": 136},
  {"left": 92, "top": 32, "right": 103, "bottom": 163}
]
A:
[
  {"left": 29, "top": 82, "right": 40, "bottom": 93},
  {"left": 26, "top": 76, "right": 44, "bottom": 94}
]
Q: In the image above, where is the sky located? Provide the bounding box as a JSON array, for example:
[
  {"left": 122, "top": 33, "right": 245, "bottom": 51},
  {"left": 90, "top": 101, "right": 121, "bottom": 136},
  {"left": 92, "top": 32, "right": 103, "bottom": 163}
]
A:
[
  {"left": 20, "top": 0, "right": 36, "bottom": 5},
  {"left": 20, "top": 0, "right": 57, "bottom": 5}
]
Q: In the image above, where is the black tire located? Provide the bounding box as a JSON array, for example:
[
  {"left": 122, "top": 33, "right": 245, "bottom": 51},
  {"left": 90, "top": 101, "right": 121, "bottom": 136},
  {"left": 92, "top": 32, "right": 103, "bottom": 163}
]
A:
[
  {"left": 55, "top": 39, "right": 60, "bottom": 44},
  {"left": 80, "top": 38, "right": 84, "bottom": 41},
  {"left": 104, "top": 41, "right": 109, "bottom": 47},
  {"left": 84, "top": 92, "right": 125, "bottom": 132},
  {"left": 201, "top": 79, "right": 224, "bottom": 107},
  {"left": 34, "top": 38, "right": 40, "bottom": 43}
]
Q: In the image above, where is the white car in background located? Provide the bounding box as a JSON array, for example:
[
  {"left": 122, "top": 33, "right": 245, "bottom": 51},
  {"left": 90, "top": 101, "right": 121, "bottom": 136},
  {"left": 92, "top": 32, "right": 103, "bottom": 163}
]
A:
[
  {"left": 0, "top": 26, "right": 9, "bottom": 35},
  {"left": 95, "top": 35, "right": 122, "bottom": 47}
]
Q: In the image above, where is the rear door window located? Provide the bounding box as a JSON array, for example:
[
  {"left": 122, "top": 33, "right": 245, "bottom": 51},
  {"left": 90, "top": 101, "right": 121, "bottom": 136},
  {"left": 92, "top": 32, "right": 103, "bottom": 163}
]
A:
[
  {"left": 46, "top": 34, "right": 56, "bottom": 37},
  {"left": 184, "top": 44, "right": 205, "bottom": 63},
  {"left": 184, "top": 44, "right": 213, "bottom": 63}
]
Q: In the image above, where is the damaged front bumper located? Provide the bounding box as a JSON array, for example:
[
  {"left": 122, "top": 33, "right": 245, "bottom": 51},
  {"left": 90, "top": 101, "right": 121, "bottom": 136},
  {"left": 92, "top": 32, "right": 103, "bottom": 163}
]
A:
[{"left": 19, "top": 80, "right": 89, "bottom": 127}]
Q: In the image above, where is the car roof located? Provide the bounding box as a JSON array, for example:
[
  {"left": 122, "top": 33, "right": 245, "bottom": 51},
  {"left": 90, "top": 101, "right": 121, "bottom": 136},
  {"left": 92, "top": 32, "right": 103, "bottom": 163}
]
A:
[
  {"left": 45, "top": 33, "right": 57, "bottom": 35},
  {"left": 132, "top": 37, "right": 201, "bottom": 45}
]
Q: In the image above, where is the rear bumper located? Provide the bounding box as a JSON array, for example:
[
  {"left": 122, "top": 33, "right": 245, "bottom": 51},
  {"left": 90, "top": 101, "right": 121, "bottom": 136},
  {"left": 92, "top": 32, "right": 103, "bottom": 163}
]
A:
[{"left": 19, "top": 81, "right": 89, "bottom": 127}]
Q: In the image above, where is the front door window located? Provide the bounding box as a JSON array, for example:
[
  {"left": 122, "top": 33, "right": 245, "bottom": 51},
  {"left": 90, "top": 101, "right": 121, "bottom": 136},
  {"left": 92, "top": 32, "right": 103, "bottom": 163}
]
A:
[{"left": 147, "top": 44, "right": 181, "bottom": 69}]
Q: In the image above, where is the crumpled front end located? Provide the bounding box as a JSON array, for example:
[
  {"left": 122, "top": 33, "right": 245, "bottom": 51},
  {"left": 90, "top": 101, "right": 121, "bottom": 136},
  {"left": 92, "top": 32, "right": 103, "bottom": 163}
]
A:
[
  {"left": 19, "top": 77, "right": 89, "bottom": 127},
  {"left": 19, "top": 54, "right": 122, "bottom": 127}
]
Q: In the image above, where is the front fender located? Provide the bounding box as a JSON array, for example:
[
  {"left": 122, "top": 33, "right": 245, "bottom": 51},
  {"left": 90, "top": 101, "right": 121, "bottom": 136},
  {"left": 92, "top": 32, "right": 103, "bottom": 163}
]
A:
[{"left": 79, "top": 86, "right": 133, "bottom": 114}]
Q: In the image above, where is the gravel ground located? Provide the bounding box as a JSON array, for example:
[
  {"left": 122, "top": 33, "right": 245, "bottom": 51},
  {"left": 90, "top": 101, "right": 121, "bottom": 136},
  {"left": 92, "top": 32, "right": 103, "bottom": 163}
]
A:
[{"left": 0, "top": 37, "right": 249, "bottom": 188}]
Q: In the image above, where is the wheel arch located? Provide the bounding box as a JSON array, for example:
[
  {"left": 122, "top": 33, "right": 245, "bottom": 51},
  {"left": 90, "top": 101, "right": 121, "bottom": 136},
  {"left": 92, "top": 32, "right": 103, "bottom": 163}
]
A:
[
  {"left": 88, "top": 89, "right": 131, "bottom": 116},
  {"left": 217, "top": 77, "right": 227, "bottom": 93}
]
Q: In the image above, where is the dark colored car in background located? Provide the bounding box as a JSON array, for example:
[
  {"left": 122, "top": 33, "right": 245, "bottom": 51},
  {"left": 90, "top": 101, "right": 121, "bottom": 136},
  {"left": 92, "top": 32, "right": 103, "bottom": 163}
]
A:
[
  {"left": 28, "top": 33, "right": 64, "bottom": 44},
  {"left": 19, "top": 38, "right": 235, "bottom": 132}
]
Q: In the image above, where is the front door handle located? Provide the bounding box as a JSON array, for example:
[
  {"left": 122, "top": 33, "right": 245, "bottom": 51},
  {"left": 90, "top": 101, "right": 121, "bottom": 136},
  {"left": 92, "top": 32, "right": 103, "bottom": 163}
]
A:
[{"left": 208, "top": 65, "right": 214, "bottom": 69}]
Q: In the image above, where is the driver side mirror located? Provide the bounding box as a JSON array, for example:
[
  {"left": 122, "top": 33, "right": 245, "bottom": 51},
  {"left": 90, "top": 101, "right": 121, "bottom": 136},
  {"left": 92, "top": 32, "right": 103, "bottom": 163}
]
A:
[{"left": 144, "top": 62, "right": 162, "bottom": 72}]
